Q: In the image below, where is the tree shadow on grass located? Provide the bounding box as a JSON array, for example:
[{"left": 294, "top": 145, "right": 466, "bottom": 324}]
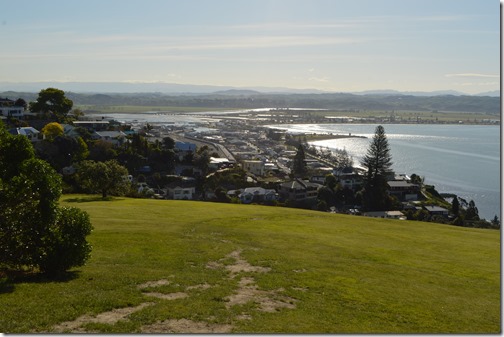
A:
[
  {"left": 64, "top": 196, "right": 125, "bottom": 203},
  {"left": 0, "top": 269, "right": 80, "bottom": 294}
]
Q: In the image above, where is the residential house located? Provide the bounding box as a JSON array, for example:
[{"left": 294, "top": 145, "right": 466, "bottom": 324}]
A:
[
  {"left": 91, "top": 130, "right": 127, "bottom": 146},
  {"left": 238, "top": 187, "right": 278, "bottom": 204},
  {"left": 174, "top": 141, "right": 196, "bottom": 161},
  {"left": 387, "top": 180, "right": 420, "bottom": 201},
  {"left": 363, "top": 210, "right": 406, "bottom": 220},
  {"left": 279, "top": 179, "right": 321, "bottom": 202},
  {"left": 423, "top": 205, "right": 449, "bottom": 217},
  {"left": 0, "top": 106, "right": 24, "bottom": 119},
  {"left": 209, "top": 157, "right": 231, "bottom": 171},
  {"left": 72, "top": 120, "right": 110, "bottom": 131},
  {"left": 165, "top": 177, "right": 196, "bottom": 200},
  {"left": 242, "top": 160, "right": 264, "bottom": 176},
  {"left": 61, "top": 124, "right": 82, "bottom": 138},
  {"left": 8, "top": 127, "right": 41, "bottom": 142},
  {"left": 334, "top": 167, "right": 363, "bottom": 191}
]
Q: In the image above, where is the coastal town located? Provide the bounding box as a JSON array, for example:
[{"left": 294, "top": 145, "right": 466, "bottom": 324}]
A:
[{"left": 1, "top": 92, "right": 497, "bottom": 229}]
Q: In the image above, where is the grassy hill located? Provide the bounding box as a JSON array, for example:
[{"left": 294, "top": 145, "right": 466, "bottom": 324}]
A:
[{"left": 0, "top": 196, "right": 500, "bottom": 333}]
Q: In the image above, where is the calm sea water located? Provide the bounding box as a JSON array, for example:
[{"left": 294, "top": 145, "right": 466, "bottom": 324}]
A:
[{"left": 269, "top": 124, "right": 501, "bottom": 220}]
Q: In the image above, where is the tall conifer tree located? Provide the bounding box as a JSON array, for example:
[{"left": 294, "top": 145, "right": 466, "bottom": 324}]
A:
[{"left": 360, "top": 125, "right": 393, "bottom": 210}]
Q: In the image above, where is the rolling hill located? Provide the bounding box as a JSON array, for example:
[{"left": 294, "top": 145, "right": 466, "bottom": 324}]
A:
[{"left": 0, "top": 196, "right": 500, "bottom": 333}]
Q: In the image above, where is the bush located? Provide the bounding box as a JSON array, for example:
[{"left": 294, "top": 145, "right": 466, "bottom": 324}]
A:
[
  {"left": 38, "top": 207, "right": 93, "bottom": 275},
  {"left": 0, "top": 121, "right": 93, "bottom": 275}
]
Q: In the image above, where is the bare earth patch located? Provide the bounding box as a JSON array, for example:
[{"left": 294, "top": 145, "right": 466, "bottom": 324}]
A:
[
  {"left": 186, "top": 283, "right": 212, "bottom": 291},
  {"left": 225, "top": 277, "right": 297, "bottom": 312},
  {"left": 206, "top": 249, "right": 271, "bottom": 278},
  {"left": 50, "top": 248, "right": 301, "bottom": 333},
  {"left": 143, "top": 291, "right": 189, "bottom": 300},
  {"left": 140, "top": 318, "right": 233, "bottom": 333},
  {"left": 137, "top": 278, "right": 171, "bottom": 289},
  {"left": 51, "top": 302, "right": 155, "bottom": 333}
]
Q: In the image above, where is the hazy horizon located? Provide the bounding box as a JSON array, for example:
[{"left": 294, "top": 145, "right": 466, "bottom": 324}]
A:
[{"left": 1, "top": 0, "right": 500, "bottom": 95}]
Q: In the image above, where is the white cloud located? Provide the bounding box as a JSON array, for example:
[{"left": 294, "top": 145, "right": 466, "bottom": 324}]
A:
[
  {"left": 309, "top": 76, "right": 330, "bottom": 83},
  {"left": 445, "top": 73, "right": 499, "bottom": 78}
]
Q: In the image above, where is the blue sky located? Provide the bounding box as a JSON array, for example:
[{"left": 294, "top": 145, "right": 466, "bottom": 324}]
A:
[{"left": 0, "top": 0, "right": 500, "bottom": 93}]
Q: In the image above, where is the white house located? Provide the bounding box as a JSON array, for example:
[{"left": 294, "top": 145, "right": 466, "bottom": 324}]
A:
[
  {"left": 238, "top": 187, "right": 278, "bottom": 204},
  {"left": 363, "top": 211, "right": 406, "bottom": 220},
  {"left": 242, "top": 160, "right": 264, "bottom": 176},
  {"left": 165, "top": 177, "right": 197, "bottom": 200},
  {"left": 8, "top": 127, "right": 41, "bottom": 142},
  {"left": 0, "top": 106, "right": 24, "bottom": 119},
  {"left": 91, "top": 130, "right": 127, "bottom": 146},
  {"left": 166, "top": 185, "right": 196, "bottom": 200}
]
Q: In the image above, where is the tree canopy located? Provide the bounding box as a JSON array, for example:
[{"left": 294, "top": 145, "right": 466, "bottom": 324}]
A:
[
  {"left": 0, "top": 121, "right": 92, "bottom": 275},
  {"left": 29, "top": 88, "right": 73, "bottom": 123},
  {"left": 360, "top": 125, "right": 394, "bottom": 211},
  {"left": 292, "top": 144, "right": 307, "bottom": 177},
  {"left": 77, "top": 160, "right": 130, "bottom": 198}
]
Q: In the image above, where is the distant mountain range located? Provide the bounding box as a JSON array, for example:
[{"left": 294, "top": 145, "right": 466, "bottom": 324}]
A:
[{"left": 0, "top": 81, "right": 499, "bottom": 97}]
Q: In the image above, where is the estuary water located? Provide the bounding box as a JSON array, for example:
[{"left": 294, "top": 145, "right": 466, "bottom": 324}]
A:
[{"left": 269, "top": 123, "right": 501, "bottom": 220}]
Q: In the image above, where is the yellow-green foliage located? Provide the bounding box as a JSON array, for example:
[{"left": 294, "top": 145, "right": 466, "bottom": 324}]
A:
[{"left": 0, "top": 196, "right": 499, "bottom": 333}]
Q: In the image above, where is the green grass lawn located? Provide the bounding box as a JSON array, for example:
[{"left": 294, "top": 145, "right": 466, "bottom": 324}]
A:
[{"left": 0, "top": 196, "right": 500, "bottom": 333}]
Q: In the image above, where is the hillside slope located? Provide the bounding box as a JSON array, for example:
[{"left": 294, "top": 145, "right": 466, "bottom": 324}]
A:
[{"left": 0, "top": 196, "right": 500, "bottom": 333}]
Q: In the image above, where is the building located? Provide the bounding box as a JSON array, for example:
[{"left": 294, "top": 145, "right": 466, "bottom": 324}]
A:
[
  {"left": 238, "top": 187, "right": 278, "bottom": 204},
  {"left": 72, "top": 120, "right": 111, "bottom": 131},
  {"left": 8, "top": 127, "right": 41, "bottom": 142},
  {"left": 363, "top": 210, "right": 406, "bottom": 220},
  {"left": 91, "top": 130, "right": 127, "bottom": 146},
  {"left": 387, "top": 180, "right": 420, "bottom": 201},
  {"left": 165, "top": 178, "right": 197, "bottom": 200},
  {"left": 279, "top": 179, "right": 321, "bottom": 202},
  {"left": 0, "top": 106, "right": 24, "bottom": 119},
  {"left": 334, "top": 167, "right": 363, "bottom": 191},
  {"left": 423, "top": 205, "right": 449, "bottom": 217},
  {"left": 242, "top": 160, "right": 264, "bottom": 176}
]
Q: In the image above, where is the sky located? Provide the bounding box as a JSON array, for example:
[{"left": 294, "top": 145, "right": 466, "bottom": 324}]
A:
[{"left": 0, "top": 0, "right": 500, "bottom": 94}]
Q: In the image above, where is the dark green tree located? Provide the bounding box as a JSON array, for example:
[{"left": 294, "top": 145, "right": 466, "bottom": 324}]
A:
[
  {"left": 464, "top": 200, "right": 480, "bottom": 221},
  {"left": 491, "top": 215, "right": 500, "bottom": 228},
  {"left": 29, "top": 88, "right": 73, "bottom": 123},
  {"left": 77, "top": 160, "right": 130, "bottom": 198},
  {"left": 451, "top": 196, "right": 460, "bottom": 216},
  {"left": 360, "top": 125, "right": 393, "bottom": 211},
  {"left": 292, "top": 144, "right": 307, "bottom": 177},
  {"left": 0, "top": 121, "right": 92, "bottom": 275}
]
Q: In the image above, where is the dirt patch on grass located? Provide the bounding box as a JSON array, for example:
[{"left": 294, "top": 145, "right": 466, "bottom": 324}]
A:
[
  {"left": 226, "top": 277, "right": 297, "bottom": 313},
  {"left": 206, "top": 249, "right": 271, "bottom": 278},
  {"left": 186, "top": 283, "right": 212, "bottom": 291},
  {"left": 140, "top": 318, "right": 233, "bottom": 333},
  {"left": 50, "top": 248, "right": 300, "bottom": 333},
  {"left": 137, "top": 278, "right": 171, "bottom": 289},
  {"left": 51, "top": 302, "right": 155, "bottom": 333},
  {"left": 144, "top": 291, "right": 189, "bottom": 300}
]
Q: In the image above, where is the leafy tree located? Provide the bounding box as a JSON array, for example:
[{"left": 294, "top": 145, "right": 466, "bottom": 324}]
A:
[
  {"left": 0, "top": 121, "right": 92, "bottom": 275},
  {"left": 451, "top": 196, "right": 460, "bottom": 216},
  {"left": 88, "top": 139, "right": 118, "bottom": 161},
  {"left": 29, "top": 88, "right": 73, "bottom": 123},
  {"left": 71, "top": 108, "right": 85, "bottom": 120},
  {"left": 360, "top": 125, "right": 393, "bottom": 211},
  {"left": 193, "top": 146, "right": 211, "bottom": 176},
  {"left": 491, "top": 215, "right": 500, "bottom": 228},
  {"left": 410, "top": 173, "right": 424, "bottom": 186},
  {"left": 292, "top": 144, "right": 307, "bottom": 177},
  {"left": 324, "top": 174, "right": 338, "bottom": 190},
  {"left": 163, "top": 136, "right": 175, "bottom": 149},
  {"left": 464, "top": 200, "right": 480, "bottom": 221},
  {"left": 77, "top": 160, "right": 130, "bottom": 198},
  {"left": 41, "top": 122, "right": 64, "bottom": 141},
  {"left": 14, "top": 98, "right": 27, "bottom": 109}
]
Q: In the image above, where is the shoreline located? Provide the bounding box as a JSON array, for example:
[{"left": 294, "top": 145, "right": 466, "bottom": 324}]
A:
[{"left": 300, "top": 133, "right": 367, "bottom": 141}]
